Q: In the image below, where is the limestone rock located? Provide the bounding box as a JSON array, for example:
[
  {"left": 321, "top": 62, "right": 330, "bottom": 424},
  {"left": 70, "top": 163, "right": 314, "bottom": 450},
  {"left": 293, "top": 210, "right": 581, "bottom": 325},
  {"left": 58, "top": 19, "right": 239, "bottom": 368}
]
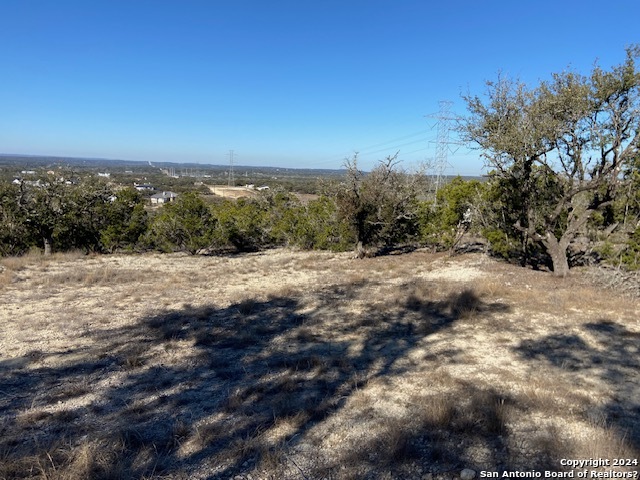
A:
[{"left": 461, "top": 469, "right": 477, "bottom": 480}]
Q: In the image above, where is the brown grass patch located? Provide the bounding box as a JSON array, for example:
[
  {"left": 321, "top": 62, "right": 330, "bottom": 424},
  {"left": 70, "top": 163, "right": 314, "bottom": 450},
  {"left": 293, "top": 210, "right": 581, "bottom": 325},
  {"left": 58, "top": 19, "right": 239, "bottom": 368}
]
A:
[
  {"left": 1, "top": 249, "right": 638, "bottom": 479},
  {"left": 0, "top": 267, "right": 15, "bottom": 288},
  {"left": 31, "top": 266, "right": 152, "bottom": 288},
  {"left": 411, "top": 393, "right": 456, "bottom": 428},
  {"left": 575, "top": 419, "right": 638, "bottom": 467},
  {"left": 448, "top": 288, "right": 482, "bottom": 319}
]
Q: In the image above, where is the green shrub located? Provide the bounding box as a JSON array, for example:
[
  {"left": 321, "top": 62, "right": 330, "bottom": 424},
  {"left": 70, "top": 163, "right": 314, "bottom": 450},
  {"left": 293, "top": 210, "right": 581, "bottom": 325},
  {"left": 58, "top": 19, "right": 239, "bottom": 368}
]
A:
[
  {"left": 99, "top": 189, "right": 148, "bottom": 252},
  {"left": 211, "top": 198, "right": 270, "bottom": 251},
  {"left": 0, "top": 182, "right": 31, "bottom": 256},
  {"left": 148, "top": 192, "right": 214, "bottom": 254},
  {"left": 301, "top": 196, "right": 353, "bottom": 251},
  {"left": 483, "top": 228, "right": 517, "bottom": 259},
  {"left": 417, "top": 177, "right": 486, "bottom": 250},
  {"left": 619, "top": 227, "right": 640, "bottom": 270}
]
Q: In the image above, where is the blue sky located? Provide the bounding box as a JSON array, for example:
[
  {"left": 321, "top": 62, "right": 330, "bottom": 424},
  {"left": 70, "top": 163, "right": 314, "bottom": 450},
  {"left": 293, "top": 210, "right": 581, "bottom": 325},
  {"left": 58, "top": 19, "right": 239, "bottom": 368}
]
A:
[{"left": 1, "top": 1, "right": 638, "bottom": 174}]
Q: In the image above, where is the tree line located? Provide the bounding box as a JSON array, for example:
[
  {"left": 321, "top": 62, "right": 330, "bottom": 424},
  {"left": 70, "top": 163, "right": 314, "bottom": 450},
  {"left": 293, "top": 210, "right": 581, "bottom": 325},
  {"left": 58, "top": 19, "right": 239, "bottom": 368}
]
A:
[{"left": 1, "top": 48, "right": 638, "bottom": 276}]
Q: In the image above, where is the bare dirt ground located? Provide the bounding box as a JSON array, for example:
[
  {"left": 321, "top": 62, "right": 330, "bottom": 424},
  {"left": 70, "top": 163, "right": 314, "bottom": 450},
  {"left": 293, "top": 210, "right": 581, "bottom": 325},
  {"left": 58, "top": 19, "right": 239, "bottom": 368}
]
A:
[
  {"left": 292, "top": 193, "right": 320, "bottom": 204},
  {"left": 205, "top": 185, "right": 318, "bottom": 204},
  {"left": 1, "top": 249, "right": 639, "bottom": 479},
  {"left": 207, "top": 185, "right": 259, "bottom": 199}
]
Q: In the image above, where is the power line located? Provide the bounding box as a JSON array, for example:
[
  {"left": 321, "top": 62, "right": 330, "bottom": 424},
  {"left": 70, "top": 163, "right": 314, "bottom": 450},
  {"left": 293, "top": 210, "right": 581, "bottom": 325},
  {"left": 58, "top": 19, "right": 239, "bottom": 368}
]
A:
[
  {"left": 356, "top": 136, "right": 431, "bottom": 157},
  {"left": 228, "top": 149, "right": 235, "bottom": 187},
  {"left": 355, "top": 129, "right": 431, "bottom": 154},
  {"left": 250, "top": 115, "right": 458, "bottom": 171},
  {"left": 426, "top": 100, "right": 464, "bottom": 203},
  {"left": 389, "top": 146, "right": 430, "bottom": 156},
  {"left": 303, "top": 130, "right": 434, "bottom": 168}
]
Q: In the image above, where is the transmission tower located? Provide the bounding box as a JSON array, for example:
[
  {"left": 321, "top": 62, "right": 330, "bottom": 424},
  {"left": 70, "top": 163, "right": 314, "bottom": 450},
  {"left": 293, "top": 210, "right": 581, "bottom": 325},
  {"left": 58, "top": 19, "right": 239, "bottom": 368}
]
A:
[
  {"left": 426, "top": 100, "right": 461, "bottom": 204},
  {"left": 228, "top": 150, "right": 235, "bottom": 187}
]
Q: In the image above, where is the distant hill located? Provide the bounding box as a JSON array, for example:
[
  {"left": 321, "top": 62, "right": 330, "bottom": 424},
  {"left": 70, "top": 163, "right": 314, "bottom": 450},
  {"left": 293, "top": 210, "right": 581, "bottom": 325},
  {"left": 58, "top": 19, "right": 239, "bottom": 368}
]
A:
[
  {"left": 0, "top": 153, "right": 485, "bottom": 182},
  {"left": 0, "top": 154, "right": 346, "bottom": 176}
]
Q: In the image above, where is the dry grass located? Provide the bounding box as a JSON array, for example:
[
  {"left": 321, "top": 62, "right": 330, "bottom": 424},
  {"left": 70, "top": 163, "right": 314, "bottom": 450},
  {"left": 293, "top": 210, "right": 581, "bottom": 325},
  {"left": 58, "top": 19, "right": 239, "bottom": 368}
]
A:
[
  {"left": 0, "top": 249, "right": 85, "bottom": 270},
  {"left": 577, "top": 421, "right": 639, "bottom": 468},
  {"left": 0, "top": 267, "right": 13, "bottom": 288},
  {"left": 411, "top": 393, "right": 456, "bottom": 428},
  {"left": 0, "top": 251, "right": 86, "bottom": 290},
  {"left": 0, "top": 249, "right": 638, "bottom": 479}
]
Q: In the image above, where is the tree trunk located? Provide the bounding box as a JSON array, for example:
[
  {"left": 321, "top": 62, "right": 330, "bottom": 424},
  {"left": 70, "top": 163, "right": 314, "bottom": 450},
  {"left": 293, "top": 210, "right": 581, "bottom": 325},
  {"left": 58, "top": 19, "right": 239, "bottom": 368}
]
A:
[
  {"left": 520, "top": 230, "right": 529, "bottom": 267},
  {"left": 542, "top": 233, "right": 569, "bottom": 277},
  {"left": 43, "top": 236, "right": 53, "bottom": 256},
  {"left": 355, "top": 241, "right": 365, "bottom": 259}
]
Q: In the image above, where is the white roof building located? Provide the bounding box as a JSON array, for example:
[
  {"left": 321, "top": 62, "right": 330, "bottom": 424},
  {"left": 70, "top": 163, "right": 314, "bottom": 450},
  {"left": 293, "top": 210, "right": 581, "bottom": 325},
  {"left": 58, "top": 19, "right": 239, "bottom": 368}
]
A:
[{"left": 150, "top": 191, "right": 178, "bottom": 204}]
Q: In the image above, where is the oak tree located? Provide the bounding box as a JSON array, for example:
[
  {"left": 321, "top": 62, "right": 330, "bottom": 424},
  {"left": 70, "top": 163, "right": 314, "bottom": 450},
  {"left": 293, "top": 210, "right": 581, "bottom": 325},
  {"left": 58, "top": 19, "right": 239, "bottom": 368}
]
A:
[
  {"left": 461, "top": 47, "right": 640, "bottom": 276},
  {"left": 336, "top": 154, "right": 422, "bottom": 258}
]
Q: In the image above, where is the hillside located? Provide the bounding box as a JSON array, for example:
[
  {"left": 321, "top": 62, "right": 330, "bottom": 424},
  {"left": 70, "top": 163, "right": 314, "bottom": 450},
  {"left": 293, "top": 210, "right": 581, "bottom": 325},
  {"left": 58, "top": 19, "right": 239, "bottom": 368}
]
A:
[{"left": 0, "top": 249, "right": 638, "bottom": 479}]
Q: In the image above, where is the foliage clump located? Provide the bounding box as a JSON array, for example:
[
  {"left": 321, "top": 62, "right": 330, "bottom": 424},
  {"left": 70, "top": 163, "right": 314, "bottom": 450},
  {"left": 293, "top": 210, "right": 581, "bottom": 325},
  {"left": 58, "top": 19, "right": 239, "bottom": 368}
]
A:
[{"left": 460, "top": 46, "right": 640, "bottom": 276}]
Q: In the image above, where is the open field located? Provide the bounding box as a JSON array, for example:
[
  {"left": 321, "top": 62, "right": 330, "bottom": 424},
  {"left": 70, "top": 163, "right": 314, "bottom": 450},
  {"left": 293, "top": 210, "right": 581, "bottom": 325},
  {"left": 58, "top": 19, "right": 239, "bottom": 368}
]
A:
[
  {"left": 205, "top": 185, "right": 320, "bottom": 204},
  {"left": 0, "top": 249, "right": 639, "bottom": 479},
  {"left": 207, "top": 185, "right": 260, "bottom": 199}
]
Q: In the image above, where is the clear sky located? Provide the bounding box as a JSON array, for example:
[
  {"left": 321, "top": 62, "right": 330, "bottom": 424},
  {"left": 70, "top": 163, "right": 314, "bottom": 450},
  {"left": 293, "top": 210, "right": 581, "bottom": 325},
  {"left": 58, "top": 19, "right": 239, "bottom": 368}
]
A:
[{"left": 1, "top": 1, "right": 638, "bottom": 174}]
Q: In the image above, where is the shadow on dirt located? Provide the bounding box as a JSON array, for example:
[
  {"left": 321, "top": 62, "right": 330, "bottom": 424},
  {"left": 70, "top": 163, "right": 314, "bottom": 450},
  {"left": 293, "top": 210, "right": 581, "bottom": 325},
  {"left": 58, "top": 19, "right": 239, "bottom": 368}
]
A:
[
  {"left": 514, "top": 319, "right": 640, "bottom": 452},
  {"left": 2, "top": 278, "right": 595, "bottom": 479}
]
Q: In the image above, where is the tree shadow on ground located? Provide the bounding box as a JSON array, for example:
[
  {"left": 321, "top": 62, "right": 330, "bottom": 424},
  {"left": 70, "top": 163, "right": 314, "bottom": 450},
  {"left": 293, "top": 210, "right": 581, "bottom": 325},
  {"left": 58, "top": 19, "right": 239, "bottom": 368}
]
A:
[
  {"left": 374, "top": 244, "right": 418, "bottom": 257},
  {"left": 514, "top": 320, "right": 640, "bottom": 452},
  {"left": 0, "top": 279, "right": 575, "bottom": 479}
]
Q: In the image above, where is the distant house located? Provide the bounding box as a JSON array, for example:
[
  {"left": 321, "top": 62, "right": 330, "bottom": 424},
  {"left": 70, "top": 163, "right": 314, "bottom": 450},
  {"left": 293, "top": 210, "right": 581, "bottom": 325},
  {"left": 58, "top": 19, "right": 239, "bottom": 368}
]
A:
[
  {"left": 150, "top": 191, "right": 178, "bottom": 204},
  {"left": 134, "top": 183, "right": 154, "bottom": 191},
  {"left": 13, "top": 178, "right": 44, "bottom": 187}
]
